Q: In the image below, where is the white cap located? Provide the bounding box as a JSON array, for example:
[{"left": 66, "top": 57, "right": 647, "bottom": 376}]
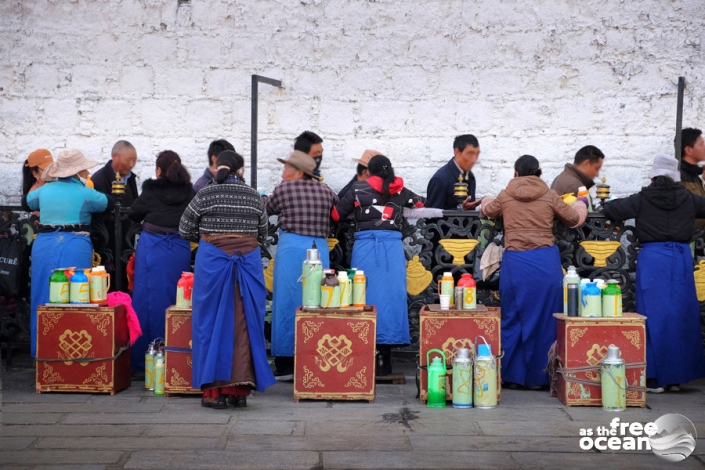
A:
[
  {"left": 443, "top": 272, "right": 453, "bottom": 277},
  {"left": 92, "top": 266, "right": 106, "bottom": 272}
]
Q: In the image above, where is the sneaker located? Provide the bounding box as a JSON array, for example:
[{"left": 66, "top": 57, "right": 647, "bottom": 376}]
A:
[
  {"left": 274, "top": 369, "right": 293, "bottom": 381},
  {"left": 646, "top": 386, "right": 665, "bottom": 394}
]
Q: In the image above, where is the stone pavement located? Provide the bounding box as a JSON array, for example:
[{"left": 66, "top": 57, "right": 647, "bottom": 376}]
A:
[{"left": 2, "top": 361, "right": 705, "bottom": 470}]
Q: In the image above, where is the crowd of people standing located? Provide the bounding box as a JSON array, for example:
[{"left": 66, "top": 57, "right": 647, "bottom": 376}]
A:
[{"left": 18, "top": 126, "right": 705, "bottom": 406}]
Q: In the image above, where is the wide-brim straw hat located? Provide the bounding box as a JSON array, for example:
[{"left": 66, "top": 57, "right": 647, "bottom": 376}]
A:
[
  {"left": 353, "top": 149, "right": 384, "bottom": 167},
  {"left": 42, "top": 149, "right": 98, "bottom": 179},
  {"left": 277, "top": 150, "right": 320, "bottom": 180}
]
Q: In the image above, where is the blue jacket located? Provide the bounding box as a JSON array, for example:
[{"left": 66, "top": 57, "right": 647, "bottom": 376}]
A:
[
  {"left": 425, "top": 158, "right": 476, "bottom": 210},
  {"left": 26, "top": 177, "right": 108, "bottom": 225}
]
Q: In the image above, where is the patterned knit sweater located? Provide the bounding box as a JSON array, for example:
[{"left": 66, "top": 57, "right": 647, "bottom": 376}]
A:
[{"left": 179, "top": 177, "right": 268, "bottom": 243}]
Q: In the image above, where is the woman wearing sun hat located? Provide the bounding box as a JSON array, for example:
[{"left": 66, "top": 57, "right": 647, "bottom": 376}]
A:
[
  {"left": 24, "top": 149, "right": 109, "bottom": 357},
  {"left": 265, "top": 150, "right": 338, "bottom": 380}
]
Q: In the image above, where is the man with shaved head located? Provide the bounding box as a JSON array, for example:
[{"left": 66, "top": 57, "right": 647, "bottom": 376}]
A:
[{"left": 92, "top": 140, "right": 139, "bottom": 206}]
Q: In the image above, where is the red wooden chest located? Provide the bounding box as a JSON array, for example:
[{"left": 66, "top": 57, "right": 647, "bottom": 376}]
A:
[
  {"left": 294, "top": 306, "right": 377, "bottom": 402},
  {"left": 419, "top": 304, "right": 501, "bottom": 404},
  {"left": 36, "top": 304, "right": 131, "bottom": 394},
  {"left": 553, "top": 313, "right": 646, "bottom": 407},
  {"left": 164, "top": 306, "right": 200, "bottom": 396}
]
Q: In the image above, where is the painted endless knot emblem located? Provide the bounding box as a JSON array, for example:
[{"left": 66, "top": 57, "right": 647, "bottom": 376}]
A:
[
  {"left": 315, "top": 334, "right": 353, "bottom": 373},
  {"left": 59, "top": 329, "right": 93, "bottom": 366}
]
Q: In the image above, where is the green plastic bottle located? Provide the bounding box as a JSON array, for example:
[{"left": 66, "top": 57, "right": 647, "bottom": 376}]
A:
[
  {"left": 602, "top": 280, "right": 623, "bottom": 318},
  {"left": 426, "top": 349, "right": 447, "bottom": 408},
  {"left": 49, "top": 269, "right": 69, "bottom": 303}
]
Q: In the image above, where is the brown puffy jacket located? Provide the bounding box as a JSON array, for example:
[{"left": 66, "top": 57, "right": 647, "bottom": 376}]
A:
[{"left": 482, "top": 176, "right": 584, "bottom": 251}]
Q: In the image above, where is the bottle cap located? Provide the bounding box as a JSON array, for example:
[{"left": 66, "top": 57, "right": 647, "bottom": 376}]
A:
[
  {"left": 355, "top": 270, "right": 364, "bottom": 275},
  {"left": 431, "top": 356, "right": 442, "bottom": 365},
  {"left": 578, "top": 186, "right": 587, "bottom": 192},
  {"left": 443, "top": 272, "right": 453, "bottom": 277},
  {"left": 456, "top": 348, "right": 470, "bottom": 360},
  {"left": 337, "top": 271, "right": 348, "bottom": 279},
  {"left": 607, "top": 280, "right": 619, "bottom": 285},
  {"left": 477, "top": 343, "right": 492, "bottom": 357},
  {"left": 92, "top": 266, "right": 106, "bottom": 272},
  {"left": 602, "top": 345, "right": 623, "bottom": 365}
]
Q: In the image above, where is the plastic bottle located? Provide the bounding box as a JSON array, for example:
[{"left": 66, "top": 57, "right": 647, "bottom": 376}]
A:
[
  {"left": 69, "top": 269, "right": 90, "bottom": 304},
  {"left": 580, "top": 282, "right": 602, "bottom": 317},
  {"left": 577, "top": 185, "right": 593, "bottom": 211},
  {"left": 337, "top": 271, "right": 352, "bottom": 308},
  {"left": 602, "top": 280, "right": 623, "bottom": 318},
  {"left": 320, "top": 270, "right": 340, "bottom": 308},
  {"left": 176, "top": 272, "right": 194, "bottom": 308},
  {"left": 439, "top": 272, "right": 455, "bottom": 308},
  {"left": 457, "top": 273, "right": 477, "bottom": 310},
  {"left": 353, "top": 270, "right": 366, "bottom": 307},
  {"left": 49, "top": 269, "right": 70, "bottom": 304},
  {"left": 562, "top": 266, "right": 580, "bottom": 315}
]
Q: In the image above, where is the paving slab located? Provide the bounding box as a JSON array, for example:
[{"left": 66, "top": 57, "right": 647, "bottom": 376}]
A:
[
  {"left": 145, "top": 424, "right": 229, "bottom": 438},
  {"left": 0, "top": 437, "right": 36, "bottom": 450},
  {"left": 2, "top": 413, "right": 64, "bottom": 425},
  {"left": 0, "top": 450, "right": 123, "bottom": 466},
  {"left": 28, "top": 466, "right": 107, "bottom": 470},
  {"left": 229, "top": 419, "right": 305, "bottom": 436},
  {"left": 1, "top": 424, "right": 147, "bottom": 437},
  {"left": 509, "top": 451, "right": 705, "bottom": 469},
  {"left": 321, "top": 450, "right": 519, "bottom": 469},
  {"left": 302, "top": 420, "right": 413, "bottom": 436},
  {"left": 409, "top": 435, "right": 587, "bottom": 453},
  {"left": 477, "top": 421, "right": 605, "bottom": 437},
  {"left": 61, "top": 412, "right": 230, "bottom": 425},
  {"left": 2, "top": 403, "right": 163, "bottom": 413},
  {"left": 35, "top": 436, "right": 221, "bottom": 450},
  {"left": 123, "top": 450, "right": 320, "bottom": 469},
  {"left": 226, "top": 435, "right": 413, "bottom": 451}
]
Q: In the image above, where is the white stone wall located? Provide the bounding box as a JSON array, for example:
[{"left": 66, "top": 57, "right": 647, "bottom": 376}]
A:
[{"left": 1, "top": 0, "right": 704, "bottom": 205}]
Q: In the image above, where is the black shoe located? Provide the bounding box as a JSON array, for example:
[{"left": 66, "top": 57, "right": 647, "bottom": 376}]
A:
[
  {"left": 201, "top": 397, "right": 214, "bottom": 408},
  {"left": 274, "top": 368, "right": 294, "bottom": 381},
  {"left": 234, "top": 396, "right": 247, "bottom": 408},
  {"left": 211, "top": 395, "right": 228, "bottom": 410}
]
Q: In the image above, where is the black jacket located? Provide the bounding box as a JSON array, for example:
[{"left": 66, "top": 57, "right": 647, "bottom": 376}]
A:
[
  {"left": 602, "top": 181, "right": 705, "bottom": 244},
  {"left": 426, "top": 158, "right": 476, "bottom": 210},
  {"left": 332, "top": 176, "right": 424, "bottom": 232},
  {"left": 337, "top": 175, "right": 359, "bottom": 200},
  {"left": 129, "top": 178, "right": 195, "bottom": 229},
  {"left": 92, "top": 160, "right": 139, "bottom": 207}
]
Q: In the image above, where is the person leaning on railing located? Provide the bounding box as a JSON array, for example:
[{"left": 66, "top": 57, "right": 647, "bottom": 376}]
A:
[
  {"left": 480, "top": 155, "right": 587, "bottom": 390},
  {"left": 602, "top": 154, "right": 705, "bottom": 393},
  {"left": 23, "top": 149, "right": 110, "bottom": 358},
  {"left": 332, "top": 154, "right": 427, "bottom": 377},
  {"left": 128, "top": 150, "right": 195, "bottom": 374}
]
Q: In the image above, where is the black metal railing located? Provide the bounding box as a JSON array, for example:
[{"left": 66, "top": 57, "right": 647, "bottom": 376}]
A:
[{"left": 3, "top": 204, "right": 705, "bottom": 359}]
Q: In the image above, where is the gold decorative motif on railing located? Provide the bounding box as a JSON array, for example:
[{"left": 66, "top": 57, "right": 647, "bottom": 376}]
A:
[
  {"left": 345, "top": 367, "right": 368, "bottom": 389},
  {"left": 42, "top": 364, "right": 64, "bottom": 384},
  {"left": 41, "top": 312, "right": 64, "bottom": 336},
  {"left": 82, "top": 363, "right": 108, "bottom": 386},
  {"left": 439, "top": 239, "right": 479, "bottom": 266},
  {"left": 264, "top": 257, "right": 275, "bottom": 293},
  {"left": 327, "top": 238, "right": 339, "bottom": 252},
  {"left": 569, "top": 327, "right": 588, "bottom": 347},
  {"left": 473, "top": 318, "right": 497, "bottom": 338},
  {"left": 88, "top": 313, "right": 110, "bottom": 336},
  {"left": 59, "top": 329, "right": 93, "bottom": 366},
  {"left": 315, "top": 334, "right": 354, "bottom": 373},
  {"left": 186, "top": 356, "right": 192, "bottom": 368},
  {"left": 579, "top": 241, "right": 622, "bottom": 268},
  {"left": 302, "top": 365, "right": 324, "bottom": 389},
  {"left": 347, "top": 321, "right": 370, "bottom": 344},
  {"left": 621, "top": 331, "right": 641, "bottom": 350},
  {"left": 170, "top": 368, "right": 190, "bottom": 387},
  {"left": 406, "top": 255, "right": 432, "bottom": 296},
  {"left": 301, "top": 321, "right": 323, "bottom": 343},
  {"left": 441, "top": 337, "right": 474, "bottom": 363},
  {"left": 694, "top": 260, "right": 705, "bottom": 302},
  {"left": 422, "top": 319, "right": 447, "bottom": 345},
  {"left": 171, "top": 316, "right": 189, "bottom": 334}
]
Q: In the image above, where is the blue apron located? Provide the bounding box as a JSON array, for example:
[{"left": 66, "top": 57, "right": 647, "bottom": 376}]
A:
[
  {"left": 30, "top": 231, "right": 93, "bottom": 357},
  {"left": 499, "top": 245, "right": 562, "bottom": 387},
  {"left": 636, "top": 242, "right": 705, "bottom": 385},
  {"left": 191, "top": 240, "right": 275, "bottom": 391},
  {"left": 271, "top": 231, "right": 329, "bottom": 357},
  {"left": 130, "top": 231, "right": 191, "bottom": 371},
  {"left": 351, "top": 230, "right": 410, "bottom": 345}
]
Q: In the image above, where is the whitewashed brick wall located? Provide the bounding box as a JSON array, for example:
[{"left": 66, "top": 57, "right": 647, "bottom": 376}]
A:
[{"left": 1, "top": 0, "right": 704, "bottom": 205}]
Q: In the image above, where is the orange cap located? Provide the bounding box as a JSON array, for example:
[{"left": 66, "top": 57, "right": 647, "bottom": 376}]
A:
[{"left": 26, "top": 149, "right": 54, "bottom": 169}]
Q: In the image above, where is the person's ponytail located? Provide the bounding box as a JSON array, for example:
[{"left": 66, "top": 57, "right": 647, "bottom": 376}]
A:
[
  {"left": 368, "top": 155, "right": 395, "bottom": 204},
  {"left": 156, "top": 150, "right": 191, "bottom": 184},
  {"left": 214, "top": 150, "right": 245, "bottom": 184}
]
